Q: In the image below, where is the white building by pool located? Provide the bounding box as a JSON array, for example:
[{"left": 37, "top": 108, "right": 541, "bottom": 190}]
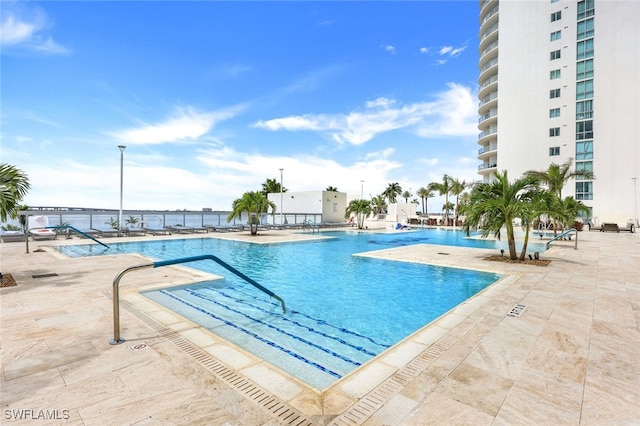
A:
[{"left": 477, "top": 0, "right": 640, "bottom": 226}]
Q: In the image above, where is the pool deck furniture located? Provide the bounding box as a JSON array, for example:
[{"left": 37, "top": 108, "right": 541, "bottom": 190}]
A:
[
  {"left": 619, "top": 223, "right": 635, "bottom": 233},
  {"left": 601, "top": 222, "right": 619, "bottom": 232},
  {"left": 143, "top": 227, "right": 172, "bottom": 236},
  {"left": 2, "top": 229, "right": 638, "bottom": 425},
  {"left": 0, "top": 231, "right": 25, "bottom": 243},
  {"left": 125, "top": 228, "right": 147, "bottom": 237},
  {"left": 91, "top": 227, "right": 121, "bottom": 237},
  {"left": 29, "top": 228, "right": 57, "bottom": 241},
  {"left": 587, "top": 222, "right": 602, "bottom": 231}
]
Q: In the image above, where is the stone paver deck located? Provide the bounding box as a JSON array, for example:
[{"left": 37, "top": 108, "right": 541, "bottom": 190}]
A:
[{"left": 1, "top": 228, "right": 638, "bottom": 425}]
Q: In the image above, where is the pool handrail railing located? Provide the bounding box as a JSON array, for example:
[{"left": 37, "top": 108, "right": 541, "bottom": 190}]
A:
[
  {"left": 546, "top": 227, "right": 578, "bottom": 250},
  {"left": 110, "top": 254, "right": 286, "bottom": 345},
  {"left": 24, "top": 225, "right": 109, "bottom": 253}
]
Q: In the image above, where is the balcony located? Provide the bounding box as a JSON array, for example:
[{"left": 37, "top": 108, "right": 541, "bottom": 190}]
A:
[
  {"left": 478, "top": 110, "right": 498, "bottom": 125},
  {"left": 478, "top": 162, "right": 498, "bottom": 172},
  {"left": 478, "top": 144, "right": 498, "bottom": 157}
]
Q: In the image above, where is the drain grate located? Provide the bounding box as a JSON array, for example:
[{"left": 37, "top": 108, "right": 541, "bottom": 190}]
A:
[
  {"left": 506, "top": 304, "right": 527, "bottom": 318},
  {"left": 118, "top": 297, "right": 315, "bottom": 426},
  {"left": 437, "top": 252, "right": 450, "bottom": 255},
  {"left": 32, "top": 273, "right": 59, "bottom": 279}
]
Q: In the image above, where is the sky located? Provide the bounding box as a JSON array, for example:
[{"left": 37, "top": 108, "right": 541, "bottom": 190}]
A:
[{"left": 1, "top": 0, "right": 482, "bottom": 213}]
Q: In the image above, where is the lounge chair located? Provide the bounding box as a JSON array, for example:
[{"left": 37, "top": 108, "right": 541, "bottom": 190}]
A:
[
  {"left": 29, "top": 228, "right": 57, "bottom": 241},
  {"left": 125, "top": 228, "right": 147, "bottom": 237},
  {"left": 1, "top": 231, "right": 26, "bottom": 243},
  {"left": 143, "top": 227, "right": 172, "bottom": 236},
  {"left": 167, "top": 225, "right": 194, "bottom": 234},
  {"left": 619, "top": 223, "right": 635, "bottom": 233},
  {"left": 91, "top": 227, "right": 121, "bottom": 237},
  {"left": 587, "top": 222, "right": 602, "bottom": 231}
]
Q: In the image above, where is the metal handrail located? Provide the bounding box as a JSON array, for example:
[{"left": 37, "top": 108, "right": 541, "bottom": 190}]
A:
[
  {"left": 24, "top": 225, "right": 109, "bottom": 253},
  {"left": 110, "top": 254, "right": 286, "bottom": 345},
  {"left": 546, "top": 228, "right": 578, "bottom": 250}
]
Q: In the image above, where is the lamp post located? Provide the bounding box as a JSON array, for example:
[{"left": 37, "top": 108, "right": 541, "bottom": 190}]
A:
[
  {"left": 633, "top": 177, "right": 638, "bottom": 226},
  {"left": 118, "top": 145, "right": 126, "bottom": 233},
  {"left": 279, "top": 168, "right": 284, "bottom": 225},
  {"left": 360, "top": 180, "right": 364, "bottom": 199}
]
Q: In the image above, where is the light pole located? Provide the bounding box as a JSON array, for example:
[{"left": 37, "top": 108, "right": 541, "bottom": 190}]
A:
[
  {"left": 633, "top": 177, "right": 638, "bottom": 226},
  {"left": 279, "top": 168, "right": 284, "bottom": 225},
  {"left": 360, "top": 180, "right": 364, "bottom": 199},
  {"left": 118, "top": 145, "right": 126, "bottom": 233}
]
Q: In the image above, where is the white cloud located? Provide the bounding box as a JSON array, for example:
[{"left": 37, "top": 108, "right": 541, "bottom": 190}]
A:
[
  {"left": 0, "top": 6, "right": 69, "bottom": 54},
  {"left": 419, "top": 47, "right": 429, "bottom": 54},
  {"left": 253, "top": 83, "right": 478, "bottom": 145},
  {"left": 381, "top": 44, "right": 396, "bottom": 54},
  {"left": 439, "top": 46, "right": 453, "bottom": 55},
  {"left": 112, "top": 105, "right": 245, "bottom": 145}
]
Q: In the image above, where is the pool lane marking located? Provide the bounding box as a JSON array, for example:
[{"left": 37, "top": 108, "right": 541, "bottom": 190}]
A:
[
  {"left": 213, "top": 285, "right": 392, "bottom": 349},
  {"left": 176, "top": 289, "right": 364, "bottom": 367},
  {"left": 160, "top": 290, "right": 346, "bottom": 379},
  {"left": 208, "top": 288, "right": 389, "bottom": 354}
]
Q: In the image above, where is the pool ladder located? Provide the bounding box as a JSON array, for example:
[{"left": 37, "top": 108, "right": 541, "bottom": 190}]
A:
[
  {"left": 110, "top": 254, "right": 286, "bottom": 345},
  {"left": 546, "top": 228, "right": 578, "bottom": 250}
]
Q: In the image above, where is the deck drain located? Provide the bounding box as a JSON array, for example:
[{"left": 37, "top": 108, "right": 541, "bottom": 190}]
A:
[
  {"left": 128, "top": 343, "right": 149, "bottom": 352},
  {"left": 437, "top": 252, "right": 450, "bottom": 255},
  {"left": 507, "top": 304, "right": 527, "bottom": 318},
  {"left": 32, "top": 273, "right": 59, "bottom": 279}
]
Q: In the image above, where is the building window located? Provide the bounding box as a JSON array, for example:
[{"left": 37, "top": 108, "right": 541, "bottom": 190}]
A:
[
  {"left": 549, "top": 147, "right": 560, "bottom": 156},
  {"left": 549, "top": 127, "right": 560, "bottom": 137},
  {"left": 551, "top": 0, "right": 559, "bottom": 3},
  {"left": 550, "top": 30, "right": 562, "bottom": 41},
  {"left": 550, "top": 50, "right": 561, "bottom": 60},
  {"left": 576, "top": 80, "right": 593, "bottom": 100},
  {"left": 576, "top": 59, "right": 594, "bottom": 80},
  {"left": 577, "top": 18, "right": 594, "bottom": 40},
  {"left": 576, "top": 140, "right": 593, "bottom": 160},
  {"left": 550, "top": 69, "right": 561, "bottom": 79},
  {"left": 550, "top": 88, "right": 561, "bottom": 98},
  {"left": 551, "top": 11, "right": 562, "bottom": 22},
  {"left": 576, "top": 181, "right": 593, "bottom": 200},
  {"left": 577, "top": 0, "right": 595, "bottom": 20},
  {"left": 576, "top": 120, "right": 593, "bottom": 139},
  {"left": 577, "top": 39, "right": 594, "bottom": 60},
  {"left": 575, "top": 160, "right": 593, "bottom": 179},
  {"left": 550, "top": 108, "right": 561, "bottom": 118},
  {"left": 576, "top": 100, "right": 593, "bottom": 119}
]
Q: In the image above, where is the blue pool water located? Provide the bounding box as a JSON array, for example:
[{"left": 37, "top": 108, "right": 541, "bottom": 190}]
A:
[{"left": 57, "top": 229, "right": 528, "bottom": 389}]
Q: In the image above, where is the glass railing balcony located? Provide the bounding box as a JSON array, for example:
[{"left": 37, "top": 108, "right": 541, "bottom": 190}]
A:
[
  {"left": 480, "top": 22, "right": 499, "bottom": 42},
  {"left": 478, "top": 110, "right": 498, "bottom": 123},
  {"left": 478, "top": 144, "right": 498, "bottom": 155},
  {"left": 478, "top": 162, "right": 498, "bottom": 171},
  {"left": 478, "top": 92, "right": 498, "bottom": 108},
  {"left": 478, "top": 128, "right": 497, "bottom": 139},
  {"left": 481, "top": 6, "right": 499, "bottom": 25}
]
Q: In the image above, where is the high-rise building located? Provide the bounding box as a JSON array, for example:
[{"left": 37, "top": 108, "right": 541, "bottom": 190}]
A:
[{"left": 477, "top": 0, "right": 639, "bottom": 226}]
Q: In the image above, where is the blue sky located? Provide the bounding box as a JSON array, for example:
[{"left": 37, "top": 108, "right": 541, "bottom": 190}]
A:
[{"left": 2, "top": 1, "right": 481, "bottom": 212}]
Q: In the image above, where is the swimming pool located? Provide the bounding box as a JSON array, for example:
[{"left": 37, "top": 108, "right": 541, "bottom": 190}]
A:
[{"left": 57, "top": 229, "right": 522, "bottom": 389}]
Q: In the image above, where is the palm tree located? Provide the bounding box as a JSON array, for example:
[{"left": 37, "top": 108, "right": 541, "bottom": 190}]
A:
[
  {"left": 370, "top": 194, "right": 388, "bottom": 215},
  {"left": 382, "top": 182, "right": 402, "bottom": 204},
  {"left": 326, "top": 186, "right": 338, "bottom": 192},
  {"left": 260, "top": 178, "right": 287, "bottom": 197},
  {"left": 416, "top": 187, "right": 434, "bottom": 216},
  {"left": 401, "top": 190, "right": 412, "bottom": 203},
  {"left": 524, "top": 158, "right": 594, "bottom": 235},
  {"left": 429, "top": 175, "right": 453, "bottom": 225},
  {"left": 461, "top": 170, "right": 540, "bottom": 260},
  {"left": 0, "top": 163, "right": 31, "bottom": 222},
  {"left": 556, "top": 196, "right": 590, "bottom": 230},
  {"left": 345, "top": 199, "right": 372, "bottom": 229},
  {"left": 228, "top": 191, "right": 276, "bottom": 235},
  {"left": 524, "top": 157, "right": 594, "bottom": 199},
  {"left": 449, "top": 177, "right": 467, "bottom": 226}
]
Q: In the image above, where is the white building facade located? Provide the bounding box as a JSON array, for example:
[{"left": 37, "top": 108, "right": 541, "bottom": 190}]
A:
[
  {"left": 477, "top": 0, "right": 640, "bottom": 226},
  {"left": 267, "top": 191, "right": 347, "bottom": 223}
]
